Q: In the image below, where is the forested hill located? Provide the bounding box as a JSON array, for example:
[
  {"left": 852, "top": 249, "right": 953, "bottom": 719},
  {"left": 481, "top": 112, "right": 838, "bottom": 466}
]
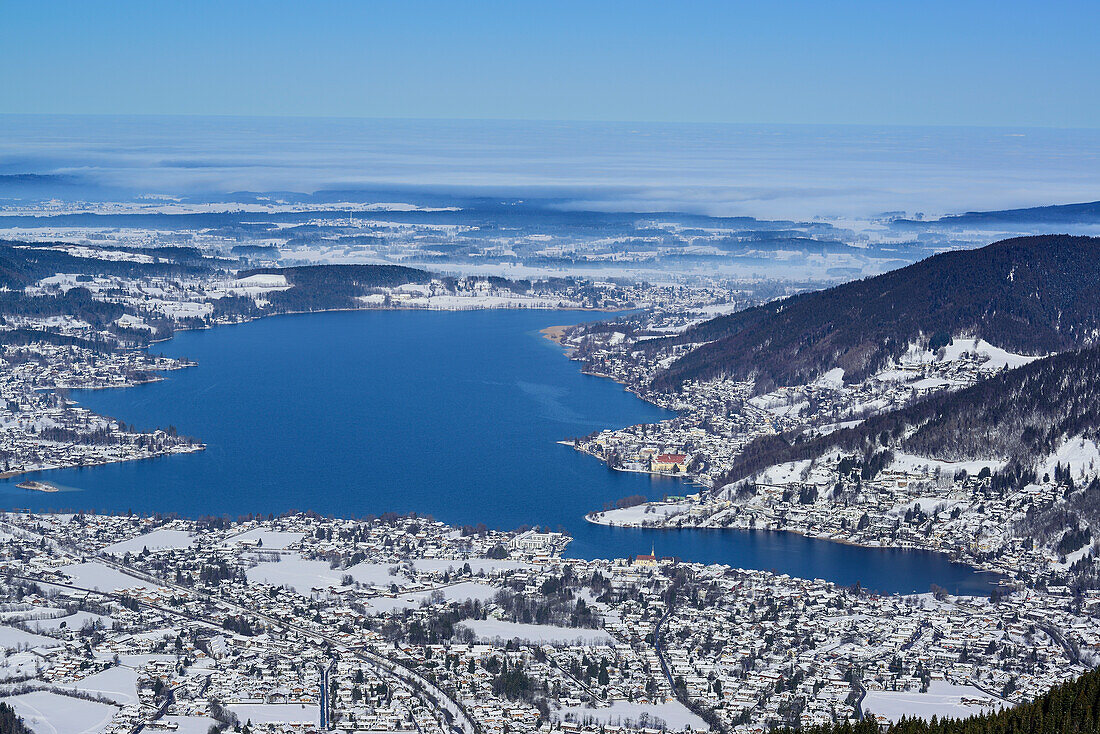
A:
[
  {"left": 650, "top": 235, "right": 1100, "bottom": 394},
  {"left": 720, "top": 345, "right": 1100, "bottom": 485},
  {"left": 0, "top": 240, "right": 214, "bottom": 287},
  {"left": 790, "top": 666, "right": 1100, "bottom": 734},
  {"left": 239, "top": 264, "right": 430, "bottom": 289},
  {"left": 235, "top": 264, "right": 432, "bottom": 312}
]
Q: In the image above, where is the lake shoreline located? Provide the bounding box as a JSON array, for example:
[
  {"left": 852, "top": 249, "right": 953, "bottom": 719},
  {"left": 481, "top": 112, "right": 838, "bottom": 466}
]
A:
[{"left": 5, "top": 308, "right": 999, "bottom": 595}]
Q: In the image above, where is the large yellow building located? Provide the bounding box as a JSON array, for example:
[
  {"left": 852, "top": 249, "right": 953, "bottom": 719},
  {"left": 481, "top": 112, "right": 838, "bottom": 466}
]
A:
[{"left": 651, "top": 453, "right": 689, "bottom": 473}]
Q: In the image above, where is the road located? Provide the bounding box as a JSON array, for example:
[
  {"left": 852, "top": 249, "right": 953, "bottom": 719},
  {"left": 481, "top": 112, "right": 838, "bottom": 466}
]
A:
[
  {"left": 1038, "top": 622, "right": 1081, "bottom": 666},
  {"left": 319, "top": 661, "right": 333, "bottom": 730},
  {"left": 652, "top": 606, "right": 677, "bottom": 691}
]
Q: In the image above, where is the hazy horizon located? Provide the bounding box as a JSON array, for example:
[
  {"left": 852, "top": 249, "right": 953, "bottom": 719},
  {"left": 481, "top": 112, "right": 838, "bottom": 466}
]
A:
[{"left": 3, "top": 114, "right": 1099, "bottom": 221}]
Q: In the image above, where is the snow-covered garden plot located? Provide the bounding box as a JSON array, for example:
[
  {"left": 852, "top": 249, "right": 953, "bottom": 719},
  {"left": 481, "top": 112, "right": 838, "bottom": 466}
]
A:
[
  {"left": 0, "top": 606, "right": 65, "bottom": 623},
  {"left": 0, "top": 652, "right": 44, "bottom": 680},
  {"left": 365, "top": 581, "right": 498, "bottom": 614},
  {"left": 102, "top": 528, "right": 195, "bottom": 555},
  {"left": 556, "top": 701, "right": 706, "bottom": 731},
  {"left": 247, "top": 555, "right": 531, "bottom": 595},
  {"left": 222, "top": 529, "right": 304, "bottom": 550},
  {"left": 411, "top": 558, "right": 532, "bottom": 575},
  {"left": 0, "top": 625, "right": 61, "bottom": 651},
  {"left": 93, "top": 653, "right": 176, "bottom": 668},
  {"left": 862, "top": 681, "right": 1007, "bottom": 723},
  {"left": 160, "top": 716, "right": 220, "bottom": 734},
  {"left": 60, "top": 562, "right": 164, "bottom": 592},
  {"left": 27, "top": 611, "right": 114, "bottom": 633},
  {"left": 2, "top": 690, "right": 119, "bottom": 734},
  {"left": 228, "top": 703, "right": 319, "bottom": 724},
  {"left": 457, "top": 619, "right": 612, "bottom": 645},
  {"left": 888, "top": 498, "right": 968, "bottom": 517},
  {"left": 889, "top": 452, "right": 1006, "bottom": 476}
]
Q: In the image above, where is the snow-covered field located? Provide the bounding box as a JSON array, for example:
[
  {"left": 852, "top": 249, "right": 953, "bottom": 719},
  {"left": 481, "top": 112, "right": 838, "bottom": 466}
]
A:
[
  {"left": 899, "top": 339, "right": 1038, "bottom": 371},
  {"left": 888, "top": 497, "right": 968, "bottom": 517},
  {"left": 102, "top": 528, "right": 195, "bottom": 555},
  {"left": 556, "top": 701, "right": 706, "bottom": 730},
  {"left": 2, "top": 691, "right": 119, "bottom": 734},
  {"left": 754, "top": 459, "right": 815, "bottom": 485},
  {"left": 587, "top": 500, "right": 691, "bottom": 527},
  {"left": 0, "top": 651, "right": 44, "bottom": 680},
  {"left": 245, "top": 556, "right": 400, "bottom": 594},
  {"left": 458, "top": 619, "right": 612, "bottom": 645},
  {"left": 20, "top": 244, "right": 155, "bottom": 263},
  {"left": 411, "top": 558, "right": 533, "bottom": 575},
  {"left": 60, "top": 562, "right": 164, "bottom": 592},
  {"left": 59, "top": 665, "right": 140, "bottom": 705},
  {"left": 0, "top": 625, "right": 62, "bottom": 651},
  {"left": 1041, "top": 435, "right": 1100, "bottom": 481},
  {"left": 889, "top": 452, "right": 1006, "bottom": 476},
  {"left": 228, "top": 273, "right": 290, "bottom": 296},
  {"left": 863, "top": 681, "right": 1007, "bottom": 723},
  {"left": 228, "top": 703, "right": 319, "bottom": 724},
  {"left": 0, "top": 606, "right": 64, "bottom": 623}
]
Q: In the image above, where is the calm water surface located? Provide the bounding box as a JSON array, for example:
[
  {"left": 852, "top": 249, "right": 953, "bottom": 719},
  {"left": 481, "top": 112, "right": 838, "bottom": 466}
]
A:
[{"left": 0, "top": 309, "right": 997, "bottom": 595}]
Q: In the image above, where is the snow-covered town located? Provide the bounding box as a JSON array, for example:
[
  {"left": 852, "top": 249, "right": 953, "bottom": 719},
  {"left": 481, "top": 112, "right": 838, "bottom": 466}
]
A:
[
  {"left": 566, "top": 314, "right": 1100, "bottom": 592},
  {"left": 0, "top": 237, "right": 1099, "bottom": 734},
  {"left": 0, "top": 341, "right": 202, "bottom": 478},
  {"left": 0, "top": 511, "right": 1096, "bottom": 734},
  {"left": 6, "top": 9, "right": 1100, "bottom": 732},
  {"left": 562, "top": 312, "right": 1040, "bottom": 490}
]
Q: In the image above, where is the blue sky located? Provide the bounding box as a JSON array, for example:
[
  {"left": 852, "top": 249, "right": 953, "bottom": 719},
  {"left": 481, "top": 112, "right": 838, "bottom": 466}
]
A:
[{"left": 1, "top": 0, "right": 1097, "bottom": 127}]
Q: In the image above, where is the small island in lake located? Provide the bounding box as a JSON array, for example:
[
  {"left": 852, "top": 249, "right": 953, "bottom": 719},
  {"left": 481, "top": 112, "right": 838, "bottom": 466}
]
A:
[{"left": 16, "top": 480, "right": 59, "bottom": 493}]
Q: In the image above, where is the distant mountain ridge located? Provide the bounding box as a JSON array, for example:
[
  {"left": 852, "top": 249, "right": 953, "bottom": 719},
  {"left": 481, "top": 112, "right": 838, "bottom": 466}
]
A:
[
  {"left": 651, "top": 235, "right": 1100, "bottom": 394},
  {"left": 898, "top": 200, "right": 1100, "bottom": 226}
]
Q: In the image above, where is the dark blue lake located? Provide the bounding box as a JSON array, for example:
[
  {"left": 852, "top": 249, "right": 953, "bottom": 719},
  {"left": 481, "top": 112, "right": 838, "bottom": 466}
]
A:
[{"left": 0, "top": 309, "right": 997, "bottom": 595}]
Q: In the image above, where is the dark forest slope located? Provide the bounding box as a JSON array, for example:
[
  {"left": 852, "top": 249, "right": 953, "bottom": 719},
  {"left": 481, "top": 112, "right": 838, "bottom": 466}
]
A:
[
  {"left": 789, "top": 666, "right": 1100, "bottom": 734},
  {"left": 235, "top": 264, "right": 432, "bottom": 312},
  {"left": 0, "top": 704, "right": 30, "bottom": 734},
  {"left": 651, "top": 235, "right": 1100, "bottom": 393},
  {"left": 0, "top": 240, "right": 215, "bottom": 287}
]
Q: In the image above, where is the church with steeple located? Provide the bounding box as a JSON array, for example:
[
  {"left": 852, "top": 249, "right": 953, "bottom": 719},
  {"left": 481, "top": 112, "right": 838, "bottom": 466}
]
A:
[{"left": 633, "top": 544, "right": 657, "bottom": 567}]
